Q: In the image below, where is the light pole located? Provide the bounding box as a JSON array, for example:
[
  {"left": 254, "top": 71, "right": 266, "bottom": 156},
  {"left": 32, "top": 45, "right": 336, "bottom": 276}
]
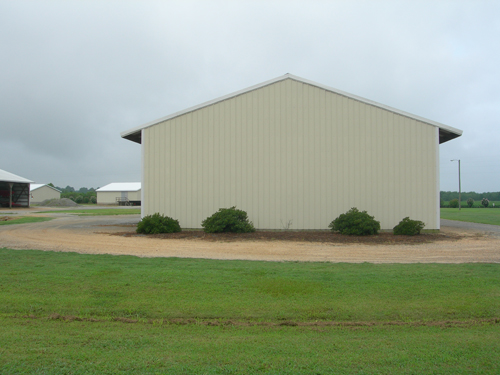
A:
[{"left": 451, "top": 159, "right": 461, "bottom": 210}]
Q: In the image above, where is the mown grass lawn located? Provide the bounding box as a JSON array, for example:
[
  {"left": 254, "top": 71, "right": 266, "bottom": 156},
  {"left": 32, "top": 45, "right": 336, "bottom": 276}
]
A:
[
  {"left": 0, "top": 216, "right": 53, "bottom": 226},
  {"left": 35, "top": 208, "right": 141, "bottom": 216},
  {"left": 2, "top": 318, "right": 498, "bottom": 374},
  {"left": 1, "top": 249, "right": 499, "bottom": 374},
  {"left": 441, "top": 208, "right": 500, "bottom": 226}
]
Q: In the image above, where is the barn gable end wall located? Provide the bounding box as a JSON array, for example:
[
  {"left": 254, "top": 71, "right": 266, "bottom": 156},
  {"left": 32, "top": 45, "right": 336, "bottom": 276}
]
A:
[{"left": 142, "top": 79, "right": 438, "bottom": 230}]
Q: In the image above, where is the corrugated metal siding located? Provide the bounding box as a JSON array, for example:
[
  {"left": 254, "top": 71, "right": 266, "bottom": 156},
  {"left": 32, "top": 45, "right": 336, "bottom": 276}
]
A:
[
  {"left": 97, "top": 190, "right": 141, "bottom": 204},
  {"left": 143, "top": 79, "right": 438, "bottom": 230}
]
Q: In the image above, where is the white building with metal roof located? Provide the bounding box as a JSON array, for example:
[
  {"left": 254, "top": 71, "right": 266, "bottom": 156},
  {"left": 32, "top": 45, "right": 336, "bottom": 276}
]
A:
[
  {"left": 0, "top": 169, "right": 33, "bottom": 208},
  {"left": 121, "top": 74, "right": 462, "bottom": 230},
  {"left": 96, "top": 182, "right": 141, "bottom": 205},
  {"left": 30, "top": 184, "right": 61, "bottom": 204}
]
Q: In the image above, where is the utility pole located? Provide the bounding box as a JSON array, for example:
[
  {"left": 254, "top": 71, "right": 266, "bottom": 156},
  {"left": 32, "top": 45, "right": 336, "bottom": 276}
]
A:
[
  {"left": 8, "top": 182, "right": 13, "bottom": 209},
  {"left": 451, "top": 159, "right": 461, "bottom": 210}
]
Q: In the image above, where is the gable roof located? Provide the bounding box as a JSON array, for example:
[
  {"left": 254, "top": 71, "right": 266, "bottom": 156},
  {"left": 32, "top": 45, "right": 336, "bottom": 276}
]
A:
[
  {"left": 0, "top": 169, "right": 33, "bottom": 184},
  {"left": 121, "top": 73, "right": 463, "bottom": 145},
  {"left": 30, "top": 184, "right": 61, "bottom": 193},
  {"left": 97, "top": 182, "right": 141, "bottom": 192}
]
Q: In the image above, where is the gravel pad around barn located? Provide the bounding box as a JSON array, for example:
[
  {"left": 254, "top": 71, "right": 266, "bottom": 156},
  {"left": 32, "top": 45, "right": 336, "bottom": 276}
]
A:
[{"left": 0, "top": 214, "right": 499, "bottom": 263}]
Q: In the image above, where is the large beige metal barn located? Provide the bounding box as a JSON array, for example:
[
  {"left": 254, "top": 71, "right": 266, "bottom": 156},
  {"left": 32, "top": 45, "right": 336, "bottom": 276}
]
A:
[{"left": 121, "top": 74, "right": 462, "bottom": 230}]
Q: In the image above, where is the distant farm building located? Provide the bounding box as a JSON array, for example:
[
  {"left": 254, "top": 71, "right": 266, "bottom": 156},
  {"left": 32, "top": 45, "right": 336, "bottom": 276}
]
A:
[
  {"left": 121, "top": 74, "right": 462, "bottom": 230},
  {"left": 30, "top": 184, "right": 61, "bottom": 204},
  {"left": 0, "top": 169, "right": 33, "bottom": 208},
  {"left": 96, "top": 183, "right": 141, "bottom": 205}
]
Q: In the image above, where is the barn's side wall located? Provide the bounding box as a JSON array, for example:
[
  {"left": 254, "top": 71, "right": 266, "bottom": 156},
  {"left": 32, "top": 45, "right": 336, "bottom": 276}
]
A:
[
  {"left": 31, "top": 186, "right": 60, "bottom": 203},
  {"left": 130, "top": 190, "right": 141, "bottom": 202},
  {"left": 97, "top": 190, "right": 141, "bottom": 204},
  {"left": 97, "top": 191, "right": 118, "bottom": 204},
  {"left": 142, "top": 79, "right": 438, "bottom": 230}
]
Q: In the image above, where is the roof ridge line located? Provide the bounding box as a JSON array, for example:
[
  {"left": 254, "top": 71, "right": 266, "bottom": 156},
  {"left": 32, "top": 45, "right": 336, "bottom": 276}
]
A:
[{"left": 121, "top": 74, "right": 462, "bottom": 142}]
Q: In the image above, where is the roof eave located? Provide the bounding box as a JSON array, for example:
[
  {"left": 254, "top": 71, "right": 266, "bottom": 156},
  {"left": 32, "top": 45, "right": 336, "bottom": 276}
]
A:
[
  {"left": 120, "top": 73, "right": 463, "bottom": 144},
  {"left": 439, "top": 128, "right": 463, "bottom": 144},
  {"left": 121, "top": 131, "right": 142, "bottom": 144}
]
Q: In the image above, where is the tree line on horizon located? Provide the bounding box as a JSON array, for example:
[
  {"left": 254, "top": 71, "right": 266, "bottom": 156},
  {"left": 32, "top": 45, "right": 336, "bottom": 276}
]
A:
[
  {"left": 47, "top": 183, "right": 97, "bottom": 204},
  {"left": 440, "top": 191, "right": 500, "bottom": 202},
  {"left": 43, "top": 184, "right": 500, "bottom": 206},
  {"left": 46, "top": 185, "right": 500, "bottom": 201}
]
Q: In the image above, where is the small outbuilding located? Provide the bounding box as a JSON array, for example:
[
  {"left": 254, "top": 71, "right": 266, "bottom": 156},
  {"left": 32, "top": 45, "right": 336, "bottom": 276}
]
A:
[
  {"left": 0, "top": 169, "right": 33, "bottom": 208},
  {"left": 30, "top": 184, "right": 61, "bottom": 204},
  {"left": 96, "top": 183, "right": 141, "bottom": 205},
  {"left": 121, "top": 74, "right": 462, "bottom": 230}
]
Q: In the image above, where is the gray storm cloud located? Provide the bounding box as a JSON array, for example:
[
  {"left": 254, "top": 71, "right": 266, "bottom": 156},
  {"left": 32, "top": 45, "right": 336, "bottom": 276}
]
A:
[{"left": 1, "top": 0, "right": 498, "bottom": 192}]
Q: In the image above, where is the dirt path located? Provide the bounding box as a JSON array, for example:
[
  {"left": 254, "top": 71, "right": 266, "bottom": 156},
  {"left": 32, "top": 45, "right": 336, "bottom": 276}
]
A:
[{"left": 1, "top": 213, "right": 499, "bottom": 263}]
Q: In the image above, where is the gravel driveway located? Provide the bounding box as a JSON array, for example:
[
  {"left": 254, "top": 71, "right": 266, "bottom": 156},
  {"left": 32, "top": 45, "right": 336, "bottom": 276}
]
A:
[
  {"left": 1, "top": 210, "right": 499, "bottom": 263},
  {"left": 441, "top": 219, "right": 500, "bottom": 237}
]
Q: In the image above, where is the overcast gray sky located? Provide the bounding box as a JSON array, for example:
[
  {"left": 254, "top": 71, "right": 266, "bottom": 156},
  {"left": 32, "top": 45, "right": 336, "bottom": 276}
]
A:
[{"left": 1, "top": 0, "right": 498, "bottom": 192}]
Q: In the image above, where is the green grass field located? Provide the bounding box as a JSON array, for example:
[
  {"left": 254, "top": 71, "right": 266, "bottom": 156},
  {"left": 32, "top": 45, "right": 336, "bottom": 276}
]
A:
[
  {"left": 1, "top": 249, "right": 499, "bottom": 373},
  {"left": 0, "top": 216, "right": 53, "bottom": 226},
  {"left": 35, "top": 208, "right": 141, "bottom": 216},
  {"left": 441, "top": 208, "right": 500, "bottom": 226}
]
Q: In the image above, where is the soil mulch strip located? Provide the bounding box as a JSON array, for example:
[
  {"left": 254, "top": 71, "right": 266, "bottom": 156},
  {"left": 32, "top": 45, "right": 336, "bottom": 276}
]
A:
[
  {"left": 111, "top": 230, "right": 464, "bottom": 245},
  {"left": 17, "top": 314, "right": 500, "bottom": 328}
]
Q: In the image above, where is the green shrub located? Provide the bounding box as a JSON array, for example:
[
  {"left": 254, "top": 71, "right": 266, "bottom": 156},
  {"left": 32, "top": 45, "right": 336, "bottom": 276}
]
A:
[
  {"left": 329, "top": 207, "right": 380, "bottom": 236},
  {"left": 481, "top": 198, "right": 489, "bottom": 208},
  {"left": 202, "top": 206, "right": 255, "bottom": 233},
  {"left": 136, "top": 213, "right": 181, "bottom": 234},
  {"left": 449, "top": 199, "right": 459, "bottom": 208},
  {"left": 393, "top": 217, "right": 425, "bottom": 235},
  {"left": 467, "top": 198, "right": 474, "bottom": 208}
]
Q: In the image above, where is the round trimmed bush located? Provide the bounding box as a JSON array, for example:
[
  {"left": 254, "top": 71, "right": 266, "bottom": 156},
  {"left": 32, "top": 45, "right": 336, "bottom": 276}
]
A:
[
  {"left": 329, "top": 207, "right": 380, "bottom": 236},
  {"left": 202, "top": 206, "right": 255, "bottom": 233},
  {"left": 449, "top": 199, "right": 459, "bottom": 208},
  {"left": 466, "top": 198, "right": 474, "bottom": 208},
  {"left": 393, "top": 217, "right": 425, "bottom": 235},
  {"left": 136, "top": 213, "right": 181, "bottom": 234},
  {"left": 481, "top": 198, "right": 489, "bottom": 208}
]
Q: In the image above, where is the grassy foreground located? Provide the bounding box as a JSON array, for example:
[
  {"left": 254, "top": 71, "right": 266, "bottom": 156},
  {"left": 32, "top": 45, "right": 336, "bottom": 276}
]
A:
[
  {"left": 1, "top": 249, "right": 499, "bottom": 373},
  {"left": 0, "top": 216, "right": 53, "bottom": 226},
  {"left": 441, "top": 208, "right": 500, "bottom": 226},
  {"left": 2, "top": 318, "right": 498, "bottom": 374}
]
